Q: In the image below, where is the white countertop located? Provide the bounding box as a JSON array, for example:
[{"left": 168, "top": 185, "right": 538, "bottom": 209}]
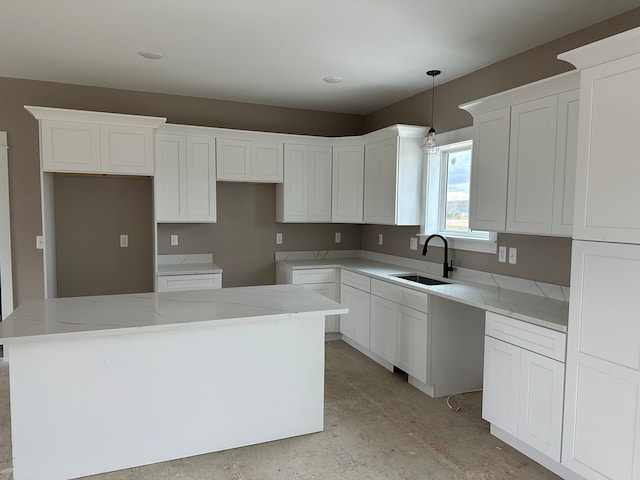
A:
[
  {"left": 0, "top": 284, "right": 347, "bottom": 344},
  {"left": 157, "top": 262, "right": 223, "bottom": 276},
  {"left": 277, "top": 257, "right": 569, "bottom": 332}
]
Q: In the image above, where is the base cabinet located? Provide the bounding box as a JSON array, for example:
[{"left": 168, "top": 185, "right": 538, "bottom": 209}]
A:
[
  {"left": 483, "top": 312, "right": 566, "bottom": 462},
  {"left": 339, "top": 270, "right": 371, "bottom": 348},
  {"left": 370, "top": 294, "right": 400, "bottom": 365}
]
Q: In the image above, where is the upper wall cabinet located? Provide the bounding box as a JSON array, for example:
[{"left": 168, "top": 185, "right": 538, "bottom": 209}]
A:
[
  {"left": 216, "top": 138, "right": 283, "bottom": 182},
  {"left": 155, "top": 132, "right": 216, "bottom": 223},
  {"left": 25, "top": 106, "right": 166, "bottom": 176},
  {"left": 276, "top": 143, "right": 332, "bottom": 222},
  {"left": 363, "top": 126, "right": 426, "bottom": 226},
  {"left": 460, "top": 71, "right": 579, "bottom": 236},
  {"left": 331, "top": 144, "right": 365, "bottom": 223}
]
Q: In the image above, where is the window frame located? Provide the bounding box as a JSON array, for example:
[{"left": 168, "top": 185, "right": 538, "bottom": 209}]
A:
[{"left": 420, "top": 127, "right": 497, "bottom": 254}]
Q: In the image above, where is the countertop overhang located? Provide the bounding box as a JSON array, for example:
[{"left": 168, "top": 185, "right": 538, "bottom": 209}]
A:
[{"left": 0, "top": 284, "right": 347, "bottom": 344}]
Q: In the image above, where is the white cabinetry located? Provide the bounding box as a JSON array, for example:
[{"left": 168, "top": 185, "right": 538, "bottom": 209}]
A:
[
  {"left": 216, "top": 138, "right": 283, "bottom": 182},
  {"left": 363, "top": 126, "right": 425, "bottom": 225},
  {"left": 26, "top": 107, "right": 165, "bottom": 176},
  {"left": 559, "top": 29, "right": 640, "bottom": 480},
  {"left": 276, "top": 143, "right": 332, "bottom": 222},
  {"left": 483, "top": 312, "right": 566, "bottom": 462},
  {"left": 155, "top": 133, "right": 216, "bottom": 223},
  {"left": 460, "top": 72, "right": 579, "bottom": 236},
  {"left": 332, "top": 144, "right": 364, "bottom": 223},
  {"left": 340, "top": 270, "right": 371, "bottom": 349}
]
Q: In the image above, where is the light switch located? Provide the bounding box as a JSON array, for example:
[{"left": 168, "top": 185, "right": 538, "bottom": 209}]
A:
[
  {"left": 498, "top": 246, "right": 506, "bottom": 263},
  {"left": 508, "top": 247, "right": 517, "bottom": 264},
  {"left": 378, "top": 234, "right": 383, "bottom": 245},
  {"left": 410, "top": 237, "right": 418, "bottom": 250},
  {"left": 120, "top": 234, "right": 129, "bottom": 248},
  {"left": 335, "top": 232, "right": 341, "bottom": 243},
  {"left": 276, "top": 232, "right": 283, "bottom": 245},
  {"left": 170, "top": 234, "right": 179, "bottom": 246}
]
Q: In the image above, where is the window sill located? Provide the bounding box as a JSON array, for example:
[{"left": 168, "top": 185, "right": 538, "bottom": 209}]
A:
[{"left": 418, "top": 232, "right": 497, "bottom": 254}]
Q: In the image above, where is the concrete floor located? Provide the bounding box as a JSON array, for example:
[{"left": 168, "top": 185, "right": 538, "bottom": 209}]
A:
[{"left": 0, "top": 340, "right": 560, "bottom": 480}]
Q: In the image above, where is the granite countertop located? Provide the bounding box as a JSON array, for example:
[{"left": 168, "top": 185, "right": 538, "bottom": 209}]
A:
[
  {"left": 156, "top": 253, "right": 223, "bottom": 276},
  {"left": 0, "top": 284, "right": 347, "bottom": 344},
  {"left": 277, "top": 255, "right": 569, "bottom": 332}
]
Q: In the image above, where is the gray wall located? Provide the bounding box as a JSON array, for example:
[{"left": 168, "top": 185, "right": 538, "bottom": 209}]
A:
[{"left": 3, "top": 8, "right": 640, "bottom": 305}]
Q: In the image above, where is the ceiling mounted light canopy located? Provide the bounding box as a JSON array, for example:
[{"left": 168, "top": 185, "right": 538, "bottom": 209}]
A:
[
  {"left": 323, "top": 76, "right": 343, "bottom": 84},
  {"left": 423, "top": 69, "right": 441, "bottom": 155},
  {"left": 138, "top": 50, "right": 164, "bottom": 60}
]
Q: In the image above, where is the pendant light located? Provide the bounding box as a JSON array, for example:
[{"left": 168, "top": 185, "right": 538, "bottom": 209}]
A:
[{"left": 423, "top": 69, "right": 441, "bottom": 155}]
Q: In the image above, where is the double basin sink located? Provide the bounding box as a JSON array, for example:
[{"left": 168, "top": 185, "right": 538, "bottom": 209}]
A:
[{"left": 393, "top": 274, "right": 449, "bottom": 286}]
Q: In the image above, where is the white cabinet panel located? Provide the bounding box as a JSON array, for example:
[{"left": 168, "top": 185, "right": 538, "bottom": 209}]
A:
[
  {"left": 277, "top": 144, "right": 331, "bottom": 222},
  {"left": 40, "top": 120, "right": 101, "bottom": 173},
  {"left": 364, "top": 138, "right": 398, "bottom": 225},
  {"left": 185, "top": 137, "right": 216, "bottom": 222},
  {"left": 397, "top": 305, "right": 428, "bottom": 383},
  {"left": 552, "top": 89, "right": 580, "bottom": 236},
  {"left": 370, "top": 295, "right": 399, "bottom": 365},
  {"left": 157, "top": 273, "right": 222, "bottom": 292},
  {"left": 483, "top": 335, "right": 521, "bottom": 437},
  {"left": 100, "top": 124, "right": 154, "bottom": 175},
  {"left": 572, "top": 54, "right": 640, "bottom": 243},
  {"left": 469, "top": 108, "right": 510, "bottom": 232},
  {"left": 506, "top": 96, "right": 557, "bottom": 234},
  {"left": 518, "top": 349, "right": 564, "bottom": 460},
  {"left": 339, "top": 283, "right": 371, "bottom": 348},
  {"left": 252, "top": 141, "right": 284, "bottom": 182},
  {"left": 216, "top": 139, "right": 251, "bottom": 181},
  {"left": 332, "top": 145, "right": 364, "bottom": 223}
]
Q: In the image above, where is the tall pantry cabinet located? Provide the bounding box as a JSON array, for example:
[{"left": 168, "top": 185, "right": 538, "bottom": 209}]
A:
[{"left": 559, "top": 27, "right": 640, "bottom": 480}]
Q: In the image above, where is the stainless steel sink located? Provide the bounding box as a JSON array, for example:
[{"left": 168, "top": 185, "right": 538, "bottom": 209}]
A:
[{"left": 393, "top": 274, "right": 450, "bottom": 286}]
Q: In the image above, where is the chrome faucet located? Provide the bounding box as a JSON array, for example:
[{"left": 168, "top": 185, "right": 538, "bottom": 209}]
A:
[{"left": 422, "top": 234, "right": 454, "bottom": 278}]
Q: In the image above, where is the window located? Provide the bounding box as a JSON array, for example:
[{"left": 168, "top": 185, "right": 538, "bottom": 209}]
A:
[{"left": 421, "top": 127, "right": 497, "bottom": 254}]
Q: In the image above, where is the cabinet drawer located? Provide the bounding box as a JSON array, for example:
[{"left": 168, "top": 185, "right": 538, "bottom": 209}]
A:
[
  {"left": 292, "top": 268, "right": 336, "bottom": 284},
  {"left": 341, "top": 270, "right": 371, "bottom": 292},
  {"left": 485, "top": 311, "right": 566, "bottom": 362},
  {"left": 399, "top": 287, "right": 429, "bottom": 313},
  {"left": 157, "top": 273, "right": 222, "bottom": 292},
  {"left": 371, "top": 278, "right": 401, "bottom": 303}
]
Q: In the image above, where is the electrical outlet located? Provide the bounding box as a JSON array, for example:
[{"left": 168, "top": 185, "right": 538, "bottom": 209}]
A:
[
  {"left": 170, "top": 234, "right": 179, "bottom": 246},
  {"left": 335, "top": 232, "right": 341, "bottom": 243},
  {"left": 508, "top": 247, "right": 517, "bottom": 264},
  {"left": 498, "top": 246, "right": 507, "bottom": 263},
  {"left": 276, "top": 232, "right": 283, "bottom": 245},
  {"left": 120, "top": 234, "right": 129, "bottom": 248},
  {"left": 410, "top": 237, "right": 418, "bottom": 250},
  {"left": 378, "top": 233, "right": 383, "bottom": 245},
  {"left": 36, "top": 235, "right": 44, "bottom": 250}
]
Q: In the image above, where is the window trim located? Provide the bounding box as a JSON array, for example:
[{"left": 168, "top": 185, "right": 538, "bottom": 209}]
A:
[{"left": 420, "top": 126, "right": 497, "bottom": 254}]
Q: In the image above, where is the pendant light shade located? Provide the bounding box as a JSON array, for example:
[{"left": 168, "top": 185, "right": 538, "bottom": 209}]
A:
[{"left": 423, "top": 69, "right": 441, "bottom": 155}]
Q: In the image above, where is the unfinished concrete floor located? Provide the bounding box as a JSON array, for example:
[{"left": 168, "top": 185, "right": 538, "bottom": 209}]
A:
[{"left": 0, "top": 340, "right": 560, "bottom": 480}]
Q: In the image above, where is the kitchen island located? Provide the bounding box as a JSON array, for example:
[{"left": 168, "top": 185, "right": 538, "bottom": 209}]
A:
[{"left": 0, "top": 285, "right": 347, "bottom": 480}]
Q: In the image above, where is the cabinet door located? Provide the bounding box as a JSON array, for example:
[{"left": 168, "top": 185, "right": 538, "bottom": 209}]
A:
[
  {"left": 100, "top": 124, "right": 154, "bottom": 175},
  {"left": 370, "top": 295, "right": 399, "bottom": 365},
  {"left": 216, "top": 138, "right": 251, "bottom": 181},
  {"left": 40, "top": 119, "right": 101, "bottom": 173},
  {"left": 482, "top": 336, "right": 520, "bottom": 437},
  {"left": 332, "top": 145, "right": 364, "bottom": 223},
  {"left": 397, "top": 305, "right": 428, "bottom": 383},
  {"left": 552, "top": 89, "right": 579, "bottom": 236},
  {"left": 280, "top": 144, "right": 309, "bottom": 222},
  {"left": 364, "top": 138, "right": 398, "bottom": 225},
  {"left": 562, "top": 240, "right": 640, "bottom": 480},
  {"left": 252, "top": 141, "right": 283, "bottom": 182},
  {"left": 469, "top": 108, "right": 510, "bottom": 232},
  {"left": 308, "top": 145, "right": 332, "bottom": 222},
  {"left": 506, "top": 96, "right": 557, "bottom": 234},
  {"left": 518, "top": 349, "right": 564, "bottom": 461},
  {"left": 340, "top": 283, "right": 370, "bottom": 348},
  {"left": 155, "top": 134, "right": 187, "bottom": 222},
  {"left": 573, "top": 54, "right": 640, "bottom": 243},
  {"left": 186, "top": 137, "right": 216, "bottom": 222}
]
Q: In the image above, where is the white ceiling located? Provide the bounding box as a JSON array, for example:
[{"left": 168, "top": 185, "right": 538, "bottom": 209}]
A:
[{"left": 0, "top": 0, "right": 638, "bottom": 114}]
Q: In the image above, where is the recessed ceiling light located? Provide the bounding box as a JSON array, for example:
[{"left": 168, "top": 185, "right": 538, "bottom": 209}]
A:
[
  {"left": 323, "top": 76, "right": 343, "bottom": 84},
  {"left": 138, "top": 50, "right": 164, "bottom": 60}
]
